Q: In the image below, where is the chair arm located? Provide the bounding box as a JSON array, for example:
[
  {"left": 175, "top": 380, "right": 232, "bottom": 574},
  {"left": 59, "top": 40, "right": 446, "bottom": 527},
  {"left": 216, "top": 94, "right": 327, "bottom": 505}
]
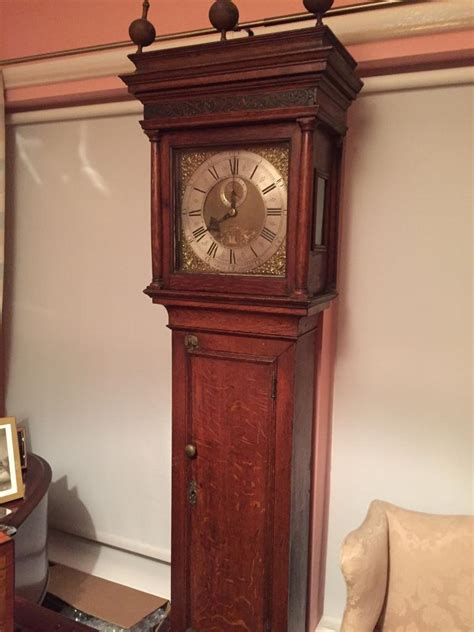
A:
[{"left": 340, "top": 500, "right": 389, "bottom": 632}]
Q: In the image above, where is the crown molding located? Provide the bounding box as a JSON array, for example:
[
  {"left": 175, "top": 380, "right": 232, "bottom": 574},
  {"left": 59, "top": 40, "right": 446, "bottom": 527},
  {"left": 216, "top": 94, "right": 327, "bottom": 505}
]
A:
[{"left": 1, "top": 0, "right": 472, "bottom": 91}]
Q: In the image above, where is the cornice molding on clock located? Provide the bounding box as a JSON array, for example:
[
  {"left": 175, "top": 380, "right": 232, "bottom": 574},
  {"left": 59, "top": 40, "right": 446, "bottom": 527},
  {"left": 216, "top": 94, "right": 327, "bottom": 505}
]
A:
[
  {"left": 1, "top": 0, "right": 472, "bottom": 92},
  {"left": 5, "top": 66, "right": 473, "bottom": 127}
]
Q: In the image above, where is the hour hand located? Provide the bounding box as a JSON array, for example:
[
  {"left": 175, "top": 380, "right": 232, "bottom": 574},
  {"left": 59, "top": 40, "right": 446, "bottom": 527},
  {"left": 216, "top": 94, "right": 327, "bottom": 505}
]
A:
[
  {"left": 208, "top": 216, "right": 220, "bottom": 233},
  {"left": 209, "top": 211, "right": 234, "bottom": 233}
]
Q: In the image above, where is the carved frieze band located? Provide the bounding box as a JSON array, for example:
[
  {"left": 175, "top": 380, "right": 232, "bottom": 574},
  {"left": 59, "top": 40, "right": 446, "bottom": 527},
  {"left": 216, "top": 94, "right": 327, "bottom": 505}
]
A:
[{"left": 144, "top": 88, "right": 316, "bottom": 119}]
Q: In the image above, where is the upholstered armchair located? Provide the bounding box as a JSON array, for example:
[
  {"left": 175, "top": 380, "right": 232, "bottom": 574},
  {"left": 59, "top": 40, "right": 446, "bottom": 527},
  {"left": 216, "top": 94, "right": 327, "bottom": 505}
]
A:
[{"left": 340, "top": 500, "right": 473, "bottom": 632}]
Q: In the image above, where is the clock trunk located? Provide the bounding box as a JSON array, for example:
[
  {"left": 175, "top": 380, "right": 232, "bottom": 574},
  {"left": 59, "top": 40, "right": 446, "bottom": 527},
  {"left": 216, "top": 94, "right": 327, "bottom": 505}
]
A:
[{"left": 169, "top": 310, "right": 320, "bottom": 632}]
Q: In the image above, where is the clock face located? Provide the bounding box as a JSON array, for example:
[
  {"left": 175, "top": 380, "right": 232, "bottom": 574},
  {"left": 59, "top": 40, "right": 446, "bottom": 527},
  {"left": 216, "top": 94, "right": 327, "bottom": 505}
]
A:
[{"left": 177, "top": 147, "right": 288, "bottom": 275}]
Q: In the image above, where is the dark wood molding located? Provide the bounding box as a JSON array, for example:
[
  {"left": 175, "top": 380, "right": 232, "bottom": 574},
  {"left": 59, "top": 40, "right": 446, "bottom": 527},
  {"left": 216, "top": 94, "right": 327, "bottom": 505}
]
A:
[
  {"left": 5, "top": 89, "right": 133, "bottom": 115},
  {"left": 358, "top": 48, "right": 474, "bottom": 77},
  {"left": 144, "top": 88, "right": 317, "bottom": 119}
]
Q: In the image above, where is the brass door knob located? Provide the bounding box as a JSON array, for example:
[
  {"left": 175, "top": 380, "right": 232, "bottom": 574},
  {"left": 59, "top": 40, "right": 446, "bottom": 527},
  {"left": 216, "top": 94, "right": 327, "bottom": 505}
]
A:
[{"left": 185, "top": 444, "right": 197, "bottom": 459}]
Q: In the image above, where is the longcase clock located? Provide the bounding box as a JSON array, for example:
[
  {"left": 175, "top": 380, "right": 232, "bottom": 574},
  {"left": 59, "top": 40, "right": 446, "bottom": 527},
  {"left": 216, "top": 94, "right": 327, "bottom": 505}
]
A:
[{"left": 122, "top": 3, "right": 362, "bottom": 630}]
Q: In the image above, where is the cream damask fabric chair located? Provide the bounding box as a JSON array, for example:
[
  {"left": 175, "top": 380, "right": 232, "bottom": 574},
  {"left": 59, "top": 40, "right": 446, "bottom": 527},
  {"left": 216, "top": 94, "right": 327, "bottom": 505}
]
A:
[{"left": 340, "top": 500, "right": 473, "bottom": 632}]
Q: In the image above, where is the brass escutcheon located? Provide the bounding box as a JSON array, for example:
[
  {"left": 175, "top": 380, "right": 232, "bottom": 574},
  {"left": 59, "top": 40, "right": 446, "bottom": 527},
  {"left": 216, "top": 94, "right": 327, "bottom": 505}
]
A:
[
  {"left": 188, "top": 480, "right": 198, "bottom": 507},
  {"left": 184, "top": 334, "right": 199, "bottom": 351}
]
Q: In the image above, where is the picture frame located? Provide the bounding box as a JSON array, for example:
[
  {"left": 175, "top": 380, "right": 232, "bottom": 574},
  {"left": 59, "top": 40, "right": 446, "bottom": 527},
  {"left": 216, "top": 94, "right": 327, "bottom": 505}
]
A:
[
  {"left": 17, "top": 428, "right": 27, "bottom": 470},
  {"left": 0, "top": 418, "right": 25, "bottom": 504}
]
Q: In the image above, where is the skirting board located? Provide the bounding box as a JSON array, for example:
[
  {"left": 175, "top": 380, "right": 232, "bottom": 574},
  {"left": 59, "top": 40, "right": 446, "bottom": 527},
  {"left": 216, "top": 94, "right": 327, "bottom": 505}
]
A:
[
  {"left": 48, "top": 528, "right": 171, "bottom": 601},
  {"left": 48, "top": 529, "right": 344, "bottom": 628},
  {"left": 317, "top": 617, "right": 342, "bottom": 631}
]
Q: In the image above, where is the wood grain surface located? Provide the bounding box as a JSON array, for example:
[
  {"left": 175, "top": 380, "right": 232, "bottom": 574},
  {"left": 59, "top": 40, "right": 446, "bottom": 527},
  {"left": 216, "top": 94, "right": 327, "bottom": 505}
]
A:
[{"left": 188, "top": 351, "right": 275, "bottom": 630}]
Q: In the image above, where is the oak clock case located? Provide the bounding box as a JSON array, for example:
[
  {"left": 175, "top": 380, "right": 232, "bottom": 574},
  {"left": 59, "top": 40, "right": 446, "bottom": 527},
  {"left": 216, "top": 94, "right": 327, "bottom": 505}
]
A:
[{"left": 122, "top": 19, "right": 362, "bottom": 632}]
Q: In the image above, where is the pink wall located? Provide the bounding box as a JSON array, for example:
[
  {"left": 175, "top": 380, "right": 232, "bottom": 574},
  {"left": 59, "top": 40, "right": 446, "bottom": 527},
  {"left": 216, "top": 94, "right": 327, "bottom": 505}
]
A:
[
  {"left": 3, "top": 0, "right": 471, "bottom": 111},
  {"left": 0, "top": 0, "right": 362, "bottom": 60}
]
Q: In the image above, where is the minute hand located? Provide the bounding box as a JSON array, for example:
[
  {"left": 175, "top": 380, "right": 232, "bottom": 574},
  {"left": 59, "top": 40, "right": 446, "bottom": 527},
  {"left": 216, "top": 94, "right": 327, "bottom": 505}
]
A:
[{"left": 209, "top": 207, "right": 237, "bottom": 229}]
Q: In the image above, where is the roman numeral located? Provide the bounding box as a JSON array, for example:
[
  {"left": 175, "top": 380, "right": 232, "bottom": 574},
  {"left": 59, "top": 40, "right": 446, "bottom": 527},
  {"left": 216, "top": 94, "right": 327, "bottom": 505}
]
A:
[
  {"left": 207, "top": 242, "right": 218, "bottom": 258},
  {"left": 187, "top": 209, "right": 202, "bottom": 216},
  {"left": 261, "top": 227, "right": 276, "bottom": 243},
  {"left": 250, "top": 246, "right": 259, "bottom": 258},
  {"left": 267, "top": 208, "right": 282, "bottom": 216},
  {"left": 262, "top": 182, "right": 276, "bottom": 195},
  {"left": 229, "top": 249, "right": 236, "bottom": 265},
  {"left": 208, "top": 166, "right": 219, "bottom": 181},
  {"left": 193, "top": 187, "right": 206, "bottom": 194},
  {"left": 229, "top": 157, "right": 239, "bottom": 175},
  {"left": 192, "top": 226, "right": 208, "bottom": 242},
  {"left": 250, "top": 164, "right": 259, "bottom": 180}
]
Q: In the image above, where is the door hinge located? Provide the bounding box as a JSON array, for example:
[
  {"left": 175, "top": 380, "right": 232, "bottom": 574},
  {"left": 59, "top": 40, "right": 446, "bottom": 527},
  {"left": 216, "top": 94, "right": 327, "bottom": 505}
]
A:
[{"left": 271, "top": 374, "right": 277, "bottom": 399}]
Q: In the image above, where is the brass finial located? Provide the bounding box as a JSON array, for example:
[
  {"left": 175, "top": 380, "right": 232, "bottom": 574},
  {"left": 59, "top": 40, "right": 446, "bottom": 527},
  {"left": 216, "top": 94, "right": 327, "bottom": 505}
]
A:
[
  {"left": 302, "top": 0, "right": 334, "bottom": 26},
  {"left": 209, "top": 0, "right": 239, "bottom": 41},
  {"left": 129, "top": 0, "right": 156, "bottom": 53}
]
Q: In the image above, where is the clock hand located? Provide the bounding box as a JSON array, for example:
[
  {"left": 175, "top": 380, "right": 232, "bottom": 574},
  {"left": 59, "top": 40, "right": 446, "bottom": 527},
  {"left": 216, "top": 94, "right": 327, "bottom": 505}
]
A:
[
  {"left": 208, "top": 216, "right": 221, "bottom": 233},
  {"left": 209, "top": 208, "right": 238, "bottom": 233},
  {"left": 230, "top": 187, "right": 237, "bottom": 212}
]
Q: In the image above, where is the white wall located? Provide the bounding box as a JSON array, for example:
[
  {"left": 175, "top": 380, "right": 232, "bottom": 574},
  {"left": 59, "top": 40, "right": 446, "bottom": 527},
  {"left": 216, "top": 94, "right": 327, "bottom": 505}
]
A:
[
  {"left": 323, "top": 81, "right": 473, "bottom": 625},
  {"left": 5, "top": 77, "right": 473, "bottom": 623},
  {"left": 5, "top": 114, "right": 172, "bottom": 597}
]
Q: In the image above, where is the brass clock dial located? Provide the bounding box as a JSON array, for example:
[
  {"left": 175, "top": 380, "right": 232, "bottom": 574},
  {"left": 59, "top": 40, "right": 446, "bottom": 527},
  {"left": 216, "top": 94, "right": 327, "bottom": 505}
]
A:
[{"left": 178, "top": 148, "right": 288, "bottom": 275}]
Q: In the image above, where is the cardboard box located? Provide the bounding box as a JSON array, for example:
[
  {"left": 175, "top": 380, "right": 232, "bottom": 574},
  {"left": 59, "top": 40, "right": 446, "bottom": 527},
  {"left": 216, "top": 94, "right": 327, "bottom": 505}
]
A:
[{"left": 48, "top": 564, "right": 168, "bottom": 629}]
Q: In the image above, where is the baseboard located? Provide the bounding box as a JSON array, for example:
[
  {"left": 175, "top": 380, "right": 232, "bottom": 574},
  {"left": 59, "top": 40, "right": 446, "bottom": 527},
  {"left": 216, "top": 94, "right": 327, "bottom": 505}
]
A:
[
  {"left": 48, "top": 528, "right": 171, "bottom": 600},
  {"left": 49, "top": 522, "right": 171, "bottom": 564},
  {"left": 49, "top": 528, "right": 343, "bottom": 629},
  {"left": 316, "top": 615, "right": 342, "bottom": 631}
]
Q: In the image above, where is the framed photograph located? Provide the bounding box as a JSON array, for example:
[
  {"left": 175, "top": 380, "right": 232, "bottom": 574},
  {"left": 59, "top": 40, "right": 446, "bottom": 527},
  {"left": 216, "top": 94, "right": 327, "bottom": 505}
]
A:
[
  {"left": 0, "top": 418, "right": 25, "bottom": 504},
  {"left": 17, "top": 428, "right": 27, "bottom": 470}
]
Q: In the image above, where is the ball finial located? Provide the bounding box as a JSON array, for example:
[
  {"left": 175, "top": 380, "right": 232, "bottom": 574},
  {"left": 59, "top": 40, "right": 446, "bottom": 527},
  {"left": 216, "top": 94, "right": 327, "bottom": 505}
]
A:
[
  {"left": 302, "top": 0, "right": 334, "bottom": 25},
  {"left": 129, "top": 0, "right": 156, "bottom": 53},
  {"left": 209, "top": 0, "right": 239, "bottom": 41}
]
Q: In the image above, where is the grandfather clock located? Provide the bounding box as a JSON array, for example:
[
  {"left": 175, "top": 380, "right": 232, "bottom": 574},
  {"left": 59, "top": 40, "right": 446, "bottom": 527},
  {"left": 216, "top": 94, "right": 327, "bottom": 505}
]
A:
[{"left": 122, "top": 2, "right": 362, "bottom": 630}]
